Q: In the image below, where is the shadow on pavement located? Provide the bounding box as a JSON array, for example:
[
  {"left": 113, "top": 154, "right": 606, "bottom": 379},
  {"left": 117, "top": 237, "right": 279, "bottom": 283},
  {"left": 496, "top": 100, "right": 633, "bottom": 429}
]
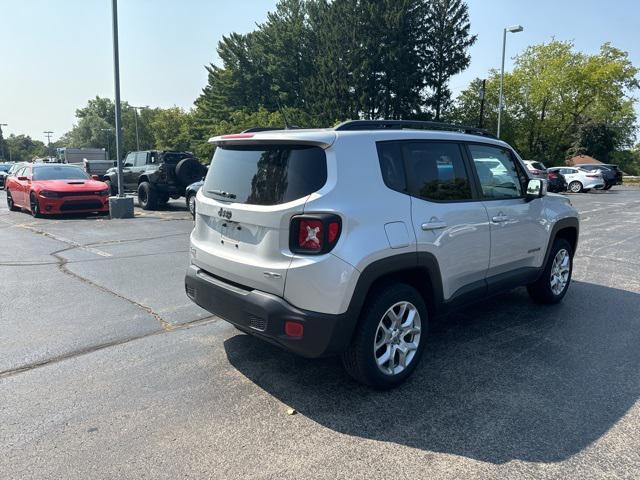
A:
[{"left": 224, "top": 280, "right": 640, "bottom": 464}]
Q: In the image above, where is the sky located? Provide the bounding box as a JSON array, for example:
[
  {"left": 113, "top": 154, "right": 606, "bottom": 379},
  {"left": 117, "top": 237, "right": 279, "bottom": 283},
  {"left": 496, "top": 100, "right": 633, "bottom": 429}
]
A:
[{"left": 1, "top": 0, "right": 638, "bottom": 143}]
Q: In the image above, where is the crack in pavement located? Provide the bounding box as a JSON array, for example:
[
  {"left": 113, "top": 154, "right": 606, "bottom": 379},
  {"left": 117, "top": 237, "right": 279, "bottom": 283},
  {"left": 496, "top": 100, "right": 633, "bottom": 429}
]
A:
[
  {"left": 0, "top": 250, "right": 189, "bottom": 267},
  {"left": 0, "top": 315, "right": 220, "bottom": 379},
  {"left": 9, "top": 222, "right": 189, "bottom": 332}
]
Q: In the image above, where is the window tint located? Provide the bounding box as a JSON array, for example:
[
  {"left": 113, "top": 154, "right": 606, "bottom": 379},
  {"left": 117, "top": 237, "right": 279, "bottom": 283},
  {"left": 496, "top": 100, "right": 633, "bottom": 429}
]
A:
[
  {"left": 469, "top": 144, "right": 525, "bottom": 199},
  {"left": 124, "top": 153, "right": 135, "bottom": 167},
  {"left": 33, "top": 165, "right": 89, "bottom": 181},
  {"left": 404, "top": 142, "right": 472, "bottom": 201},
  {"left": 203, "top": 145, "right": 327, "bottom": 206},
  {"left": 530, "top": 161, "right": 546, "bottom": 170},
  {"left": 376, "top": 142, "right": 406, "bottom": 192}
]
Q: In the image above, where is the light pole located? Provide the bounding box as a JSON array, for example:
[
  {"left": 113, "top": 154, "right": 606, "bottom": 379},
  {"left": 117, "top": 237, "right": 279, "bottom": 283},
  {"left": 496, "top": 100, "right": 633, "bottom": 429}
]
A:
[
  {"left": 497, "top": 24, "right": 523, "bottom": 139},
  {"left": 130, "top": 105, "right": 148, "bottom": 150},
  {"left": 108, "top": 0, "right": 134, "bottom": 218},
  {"left": 44, "top": 131, "right": 53, "bottom": 159},
  {"left": 100, "top": 128, "right": 114, "bottom": 156}
]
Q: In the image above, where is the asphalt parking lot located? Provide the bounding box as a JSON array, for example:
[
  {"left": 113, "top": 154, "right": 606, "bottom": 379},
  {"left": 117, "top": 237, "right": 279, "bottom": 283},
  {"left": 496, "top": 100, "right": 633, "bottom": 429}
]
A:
[{"left": 2, "top": 188, "right": 640, "bottom": 479}]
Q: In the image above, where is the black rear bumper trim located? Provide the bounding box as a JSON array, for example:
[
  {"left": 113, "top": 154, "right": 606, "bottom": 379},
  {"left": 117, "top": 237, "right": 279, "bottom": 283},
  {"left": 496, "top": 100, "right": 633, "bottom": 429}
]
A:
[{"left": 184, "top": 265, "right": 353, "bottom": 357}]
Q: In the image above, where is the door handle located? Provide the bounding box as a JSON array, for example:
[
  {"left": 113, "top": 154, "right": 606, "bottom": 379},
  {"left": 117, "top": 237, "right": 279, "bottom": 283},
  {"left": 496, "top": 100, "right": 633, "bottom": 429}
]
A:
[
  {"left": 492, "top": 214, "right": 508, "bottom": 223},
  {"left": 421, "top": 221, "right": 447, "bottom": 230}
]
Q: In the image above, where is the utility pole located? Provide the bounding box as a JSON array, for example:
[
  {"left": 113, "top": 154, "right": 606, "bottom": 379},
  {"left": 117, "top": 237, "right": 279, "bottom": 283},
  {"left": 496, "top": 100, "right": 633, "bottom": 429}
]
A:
[
  {"left": 478, "top": 79, "right": 486, "bottom": 129},
  {"left": 497, "top": 25, "right": 523, "bottom": 138},
  {"left": 108, "top": 0, "right": 134, "bottom": 217},
  {"left": 100, "top": 128, "right": 114, "bottom": 157},
  {"left": 130, "top": 105, "right": 148, "bottom": 151},
  {"left": 44, "top": 131, "right": 53, "bottom": 158},
  {"left": 0, "top": 123, "right": 7, "bottom": 161}
]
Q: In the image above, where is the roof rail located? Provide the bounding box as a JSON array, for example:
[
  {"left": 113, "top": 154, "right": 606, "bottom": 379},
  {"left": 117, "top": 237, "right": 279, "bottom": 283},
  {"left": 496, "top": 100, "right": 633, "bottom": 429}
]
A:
[{"left": 334, "top": 120, "right": 497, "bottom": 139}]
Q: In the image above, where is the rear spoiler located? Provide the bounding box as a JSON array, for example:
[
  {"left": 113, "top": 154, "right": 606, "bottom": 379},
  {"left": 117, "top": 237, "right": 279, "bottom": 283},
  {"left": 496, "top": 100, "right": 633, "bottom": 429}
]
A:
[{"left": 208, "top": 130, "right": 336, "bottom": 149}]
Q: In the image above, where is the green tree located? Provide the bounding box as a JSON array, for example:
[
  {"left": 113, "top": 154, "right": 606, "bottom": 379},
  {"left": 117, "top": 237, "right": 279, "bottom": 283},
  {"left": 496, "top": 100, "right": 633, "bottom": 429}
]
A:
[
  {"left": 449, "top": 41, "right": 639, "bottom": 164},
  {"left": 60, "top": 96, "right": 156, "bottom": 157},
  {"left": 4, "top": 134, "right": 47, "bottom": 162},
  {"left": 194, "top": 0, "right": 476, "bottom": 128},
  {"left": 420, "top": 0, "right": 477, "bottom": 120},
  {"left": 149, "top": 107, "right": 194, "bottom": 152}
]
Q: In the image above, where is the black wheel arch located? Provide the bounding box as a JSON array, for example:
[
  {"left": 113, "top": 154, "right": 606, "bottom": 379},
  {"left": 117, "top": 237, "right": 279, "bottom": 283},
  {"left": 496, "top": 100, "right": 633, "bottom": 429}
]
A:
[
  {"left": 541, "top": 217, "right": 579, "bottom": 268},
  {"left": 334, "top": 252, "right": 444, "bottom": 353}
]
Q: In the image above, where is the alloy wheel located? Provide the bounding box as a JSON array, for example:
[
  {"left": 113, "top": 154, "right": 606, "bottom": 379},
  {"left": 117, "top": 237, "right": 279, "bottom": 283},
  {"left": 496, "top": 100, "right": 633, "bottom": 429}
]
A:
[
  {"left": 374, "top": 301, "right": 421, "bottom": 375},
  {"left": 550, "top": 248, "right": 571, "bottom": 296}
]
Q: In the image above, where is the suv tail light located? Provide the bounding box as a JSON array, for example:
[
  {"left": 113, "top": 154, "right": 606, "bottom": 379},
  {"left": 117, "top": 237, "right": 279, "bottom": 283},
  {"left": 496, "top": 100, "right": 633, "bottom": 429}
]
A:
[
  {"left": 548, "top": 171, "right": 557, "bottom": 179},
  {"left": 290, "top": 214, "right": 342, "bottom": 255}
]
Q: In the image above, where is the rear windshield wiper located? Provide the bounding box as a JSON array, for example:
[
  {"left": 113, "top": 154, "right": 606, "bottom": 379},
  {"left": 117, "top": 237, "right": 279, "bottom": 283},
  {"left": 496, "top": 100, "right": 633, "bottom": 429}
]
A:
[{"left": 208, "top": 189, "right": 237, "bottom": 200}]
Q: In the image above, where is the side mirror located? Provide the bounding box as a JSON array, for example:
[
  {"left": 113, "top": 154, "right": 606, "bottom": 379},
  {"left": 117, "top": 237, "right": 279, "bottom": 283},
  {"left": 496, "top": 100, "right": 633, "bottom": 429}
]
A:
[
  {"left": 525, "top": 178, "right": 545, "bottom": 201},
  {"left": 92, "top": 175, "right": 100, "bottom": 181}
]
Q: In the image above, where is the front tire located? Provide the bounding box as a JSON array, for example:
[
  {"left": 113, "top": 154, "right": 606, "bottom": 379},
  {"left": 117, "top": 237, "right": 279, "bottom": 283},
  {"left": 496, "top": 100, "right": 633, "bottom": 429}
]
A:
[
  {"left": 104, "top": 179, "right": 116, "bottom": 196},
  {"left": 6, "top": 190, "right": 19, "bottom": 211},
  {"left": 137, "top": 181, "right": 158, "bottom": 210},
  {"left": 527, "top": 238, "right": 573, "bottom": 304},
  {"left": 341, "top": 283, "right": 428, "bottom": 389},
  {"left": 29, "top": 193, "right": 42, "bottom": 218},
  {"left": 569, "top": 181, "right": 583, "bottom": 193}
]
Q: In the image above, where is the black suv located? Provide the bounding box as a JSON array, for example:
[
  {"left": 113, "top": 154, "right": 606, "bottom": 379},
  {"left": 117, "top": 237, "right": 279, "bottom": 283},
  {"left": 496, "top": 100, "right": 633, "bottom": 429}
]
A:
[
  {"left": 579, "top": 164, "right": 623, "bottom": 190},
  {"left": 104, "top": 150, "right": 207, "bottom": 210}
]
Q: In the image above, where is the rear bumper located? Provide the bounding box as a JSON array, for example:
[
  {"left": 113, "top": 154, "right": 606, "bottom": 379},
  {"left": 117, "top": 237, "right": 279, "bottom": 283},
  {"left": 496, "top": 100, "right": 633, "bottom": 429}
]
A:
[{"left": 185, "top": 264, "right": 354, "bottom": 358}]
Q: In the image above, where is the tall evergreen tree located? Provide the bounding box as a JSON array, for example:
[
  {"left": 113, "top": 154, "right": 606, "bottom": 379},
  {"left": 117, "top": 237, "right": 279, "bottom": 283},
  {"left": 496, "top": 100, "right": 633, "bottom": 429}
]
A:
[{"left": 419, "top": 0, "right": 476, "bottom": 120}]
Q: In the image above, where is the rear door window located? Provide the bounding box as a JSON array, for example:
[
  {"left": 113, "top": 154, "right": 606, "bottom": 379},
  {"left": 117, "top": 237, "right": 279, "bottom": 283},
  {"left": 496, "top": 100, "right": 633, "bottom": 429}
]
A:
[
  {"left": 203, "top": 145, "right": 327, "bottom": 206},
  {"left": 404, "top": 142, "right": 472, "bottom": 201}
]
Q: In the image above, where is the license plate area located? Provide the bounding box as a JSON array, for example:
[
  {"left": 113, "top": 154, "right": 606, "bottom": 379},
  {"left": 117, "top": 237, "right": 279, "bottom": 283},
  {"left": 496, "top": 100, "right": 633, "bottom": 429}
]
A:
[{"left": 220, "top": 221, "right": 239, "bottom": 245}]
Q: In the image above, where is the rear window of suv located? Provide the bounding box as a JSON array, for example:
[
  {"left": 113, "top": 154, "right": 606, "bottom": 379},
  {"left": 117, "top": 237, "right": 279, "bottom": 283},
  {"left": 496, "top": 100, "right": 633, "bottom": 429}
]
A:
[{"left": 203, "top": 145, "right": 327, "bottom": 206}]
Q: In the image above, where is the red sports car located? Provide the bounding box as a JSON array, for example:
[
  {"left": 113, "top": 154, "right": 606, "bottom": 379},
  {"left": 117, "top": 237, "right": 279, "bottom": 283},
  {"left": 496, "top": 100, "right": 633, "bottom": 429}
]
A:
[{"left": 5, "top": 163, "right": 110, "bottom": 217}]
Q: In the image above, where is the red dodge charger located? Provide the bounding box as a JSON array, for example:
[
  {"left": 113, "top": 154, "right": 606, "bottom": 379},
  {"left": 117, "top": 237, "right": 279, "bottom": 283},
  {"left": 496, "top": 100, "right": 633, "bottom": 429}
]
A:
[{"left": 5, "top": 163, "right": 110, "bottom": 217}]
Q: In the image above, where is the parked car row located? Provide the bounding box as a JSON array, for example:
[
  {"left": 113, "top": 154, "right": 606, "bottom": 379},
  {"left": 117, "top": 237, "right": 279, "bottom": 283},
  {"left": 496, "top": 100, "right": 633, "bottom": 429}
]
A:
[{"left": 523, "top": 160, "right": 622, "bottom": 193}]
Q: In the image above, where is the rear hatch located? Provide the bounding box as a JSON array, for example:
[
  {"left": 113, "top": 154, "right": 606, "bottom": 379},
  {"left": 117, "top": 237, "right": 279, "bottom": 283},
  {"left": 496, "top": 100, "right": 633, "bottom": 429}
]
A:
[{"left": 191, "top": 135, "right": 332, "bottom": 296}]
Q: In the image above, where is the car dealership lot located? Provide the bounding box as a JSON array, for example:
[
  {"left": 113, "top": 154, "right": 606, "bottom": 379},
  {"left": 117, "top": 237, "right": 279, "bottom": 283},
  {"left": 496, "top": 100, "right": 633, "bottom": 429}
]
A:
[{"left": 1, "top": 189, "right": 640, "bottom": 479}]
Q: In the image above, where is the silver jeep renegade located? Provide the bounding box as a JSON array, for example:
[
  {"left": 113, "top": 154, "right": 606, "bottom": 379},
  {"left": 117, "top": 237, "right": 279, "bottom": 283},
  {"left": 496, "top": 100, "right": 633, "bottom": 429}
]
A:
[{"left": 185, "top": 120, "right": 579, "bottom": 389}]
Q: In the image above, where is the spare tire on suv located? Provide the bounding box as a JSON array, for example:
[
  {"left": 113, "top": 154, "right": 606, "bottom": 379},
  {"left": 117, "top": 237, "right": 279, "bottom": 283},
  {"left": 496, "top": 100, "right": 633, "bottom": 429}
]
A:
[{"left": 175, "top": 158, "right": 206, "bottom": 187}]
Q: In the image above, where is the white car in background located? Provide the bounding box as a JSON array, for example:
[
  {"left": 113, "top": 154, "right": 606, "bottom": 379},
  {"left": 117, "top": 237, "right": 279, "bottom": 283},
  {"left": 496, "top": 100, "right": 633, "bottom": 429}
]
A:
[
  {"left": 524, "top": 160, "right": 548, "bottom": 178},
  {"left": 548, "top": 166, "right": 604, "bottom": 193}
]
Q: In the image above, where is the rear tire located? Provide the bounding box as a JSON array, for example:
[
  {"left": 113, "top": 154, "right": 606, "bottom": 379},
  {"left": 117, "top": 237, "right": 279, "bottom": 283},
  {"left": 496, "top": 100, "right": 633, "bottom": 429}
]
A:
[
  {"left": 175, "top": 158, "right": 206, "bottom": 187},
  {"left": 603, "top": 184, "right": 612, "bottom": 190},
  {"left": 527, "top": 238, "right": 573, "bottom": 304},
  {"left": 569, "top": 181, "right": 583, "bottom": 193},
  {"left": 187, "top": 193, "right": 196, "bottom": 218},
  {"left": 137, "top": 181, "right": 158, "bottom": 210},
  {"left": 341, "top": 283, "right": 428, "bottom": 389}
]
